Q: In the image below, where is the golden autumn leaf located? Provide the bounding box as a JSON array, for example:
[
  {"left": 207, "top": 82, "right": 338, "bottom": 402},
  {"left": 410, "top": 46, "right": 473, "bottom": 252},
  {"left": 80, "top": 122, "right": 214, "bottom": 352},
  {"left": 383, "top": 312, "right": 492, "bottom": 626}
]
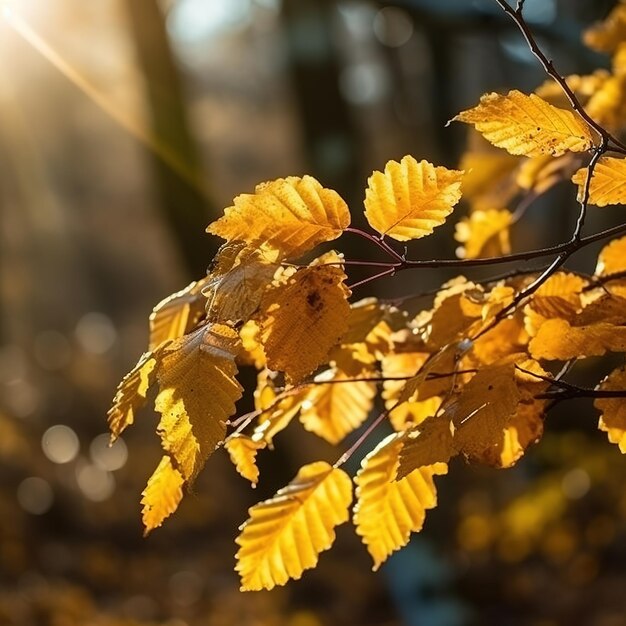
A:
[
  {"left": 149, "top": 278, "right": 209, "bottom": 351},
  {"left": 471, "top": 317, "right": 529, "bottom": 366},
  {"left": 595, "top": 366, "right": 626, "bottom": 453},
  {"left": 524, "top": 272, "right": 586, "bottom": 336},
  {"left": 207, "top": 176, "right": 350, "bottom": 260},
  {"left": 516, "top": 153, "right": 575, "bottom": 195},
  {"left": 252, "top": 371, "right": 309, "bottom": 445},
  {"left": 458, "top": 148, "right": 519, "bottom": 211},
  {"left": 364, "top": 155, "right": 463, "bottom": 241},
  {"left": 584, "top": 3, "right": 626, "bottom": 53},
  {"left": 204, "top": 244, "right": 279, "bottom": 324},
  {"left": 141, "top": 455, "right": 184, "bottom": 535},
  {"left": 530, "top": 318, "right": 626, "bottom": 360},
  {"left": 298, "top": 368, "right": 376, "bottom": 445},
  {"left": 381, "top": 352, "right": 442, "bottom": 430},
  {"left": 225, "top": 434, "right": 266, "bottom": 486},
  {"left": 444, "top": 364, "right": 522, "bottom": 463},
  {"left": 572, "top": 157, "right": 626, "bottom": 207},
  {"left": 453, "top": 90, "right": 593, "bottom": 157},
  {"left": 108, "top": 348, "right": 162, "bottom": 441},
  {"left": 235, "top": 461, "right": 352, "bottom": 591},
  {"left": 596, "top": 235, "right": 626, "bottom": 275},
  {"left": 454, "top": 208, "right": 512, "bottom": 259},
  {"left": 259, "top": 264, "right": 350, "bottom": 383},
  {"left": 354, "top": 433, "right": 447, "bottom": 570},
  {"left": 396, "top": 417, "right": 455, "bottom": 478},
  {"left": 155, "top": 325, "right": 243, "bottom": 483}
]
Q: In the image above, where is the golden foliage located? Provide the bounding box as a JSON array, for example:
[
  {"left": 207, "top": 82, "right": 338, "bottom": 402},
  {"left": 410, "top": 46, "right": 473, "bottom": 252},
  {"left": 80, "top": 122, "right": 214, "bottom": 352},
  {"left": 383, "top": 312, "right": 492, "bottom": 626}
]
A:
[
  {"left": 584, "top": 3, "right": 626, "bottom": 53},
  {"left": 155, "top": 325, "right": 242, "bottom": 483},
  {"left": 364, "top": 155, "right": 463, "bottom": 241},
  {"left": 107, "top": 349, "right": 160, "bottom": 441},
  {"left": 207, "top": 176, "right": 350, "bottom": 260},
  {"left": 225, "top": 434, "right": 266, "bottom": 486},
  {"left": 595, "top": 366, "right": 626, "bottom": 453},
  {"left": 149, "top": 278, "right": 209, "bottom": 350},
  {"left": 235, "top": 462, "right": 352, "bottom": 590},
  {"left": 299, "top": 368, "right": 376, "bottom": 445},
  {"left": 259, "top": 264, "right": 350, "bottom": 383},
  {"left": 141, "top": 456, "right": 184, "bottom": 535},
  {"left": 572, "top": 157, "right": 626, "bottom": 207},
  {"left": 354, "top": 434, "right": 447, "bottom": 569},
  {"left": 530, "top": 318, "right": 626, "bottom": 360},
  {"left": 454, "top": 208, "right": 512, "bottom": 259},
  {"left": 453, "top": 90, "right": 593, "bottom": 157}
]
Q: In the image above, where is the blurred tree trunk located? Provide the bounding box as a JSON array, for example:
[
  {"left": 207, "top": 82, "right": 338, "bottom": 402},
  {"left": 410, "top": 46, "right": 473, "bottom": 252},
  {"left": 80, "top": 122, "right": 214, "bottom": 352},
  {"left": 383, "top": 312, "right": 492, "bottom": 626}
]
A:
[
  {"left": 123, "top": 0, "right": 215, "bottom": 277},
  {"left": 280, "top": 0, "right": 362, "bottom": 206}
]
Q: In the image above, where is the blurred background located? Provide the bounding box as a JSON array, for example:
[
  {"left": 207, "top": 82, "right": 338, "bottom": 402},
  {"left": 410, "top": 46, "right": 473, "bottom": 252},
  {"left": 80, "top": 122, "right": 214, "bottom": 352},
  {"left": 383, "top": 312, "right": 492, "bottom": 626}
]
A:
[{"left": 1, "top": 0, "right": 626, "bottom": 624}]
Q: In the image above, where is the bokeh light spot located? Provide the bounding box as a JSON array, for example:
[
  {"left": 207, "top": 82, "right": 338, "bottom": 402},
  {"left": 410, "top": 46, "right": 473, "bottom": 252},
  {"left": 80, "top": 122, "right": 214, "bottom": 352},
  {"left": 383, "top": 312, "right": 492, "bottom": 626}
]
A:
[
  {"left": 42, "top": 424, "right": 79, "bottom": 464},
  {"left": 76, "top": 462, "right": 115, "bottom": 502},
  {"left": 373, "top": 7, "right": 414, "bottom": 48},
  {"left": 17, "top": 477, "right": 54, "bottom": 514},
  {"left": 90, "top": 433, "right": 127, "bottom": 471},
  {"left": 75, "top": 312, "right": 117, "bottom": 355}
]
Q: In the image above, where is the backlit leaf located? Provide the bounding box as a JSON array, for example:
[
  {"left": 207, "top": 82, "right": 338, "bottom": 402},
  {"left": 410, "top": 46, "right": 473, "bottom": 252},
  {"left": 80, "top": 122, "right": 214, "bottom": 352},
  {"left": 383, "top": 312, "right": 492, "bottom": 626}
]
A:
[
  {"left": 572, "top": 157, "right": 626, "bottom": 206},
  {"left": 225, "top": 434, "right": 266, "bottom": 486},
  {"left": 149, "top": 278, "right": 209, "bottom": 351},
  {"left": 155, "top": 325, "right": 243, "bottom": 482},
  {"left": 108, "top": 348, "right": 162, "bottom": 441},
  {"left": 354, "top": 433, "right": 447, "bottom": 569},
  {"left": 530, "top": 318, "right": 626, "bottom": 360},
  {"left": 584, "top": 4, "right": 626, "bottom": 53},
  {"left": 454, "top": 208, "right": 512, "bottom": 259},
  {"left": 205, "top": 244, "right": 279, "bottom": 323},
  {"left": 299, "top": 368, "right": 376, "bottom": 445},
  {"left": 235, "top": 461, "right": 352, "bottom": 591},
  {"left": 364, "top": 156, "right": 463, "bottom": 241},
  {"left": 141, "top": 455, "right": 184, "bottom": 535},
  {"left": 397, "top": 417, "right": 455, "bottom": 478},
  {"left": 259, "top": 264, "right": 350, "bottom": 383},
  {"left": 453, "top": 90, "right": 593, "bottom": 157},
  {"left": 595, "top": 366, "right": 626, "bottom": 452},
  {"left": 207, "top": 176, "right": 350, "bottom": 260}
]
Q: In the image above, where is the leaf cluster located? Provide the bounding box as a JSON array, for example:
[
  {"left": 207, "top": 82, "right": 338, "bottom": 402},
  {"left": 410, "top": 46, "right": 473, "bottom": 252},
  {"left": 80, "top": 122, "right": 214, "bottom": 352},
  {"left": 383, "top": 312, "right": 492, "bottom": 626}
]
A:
[{"left": 109, "top": 2, "right": 626, "bottom": 591}]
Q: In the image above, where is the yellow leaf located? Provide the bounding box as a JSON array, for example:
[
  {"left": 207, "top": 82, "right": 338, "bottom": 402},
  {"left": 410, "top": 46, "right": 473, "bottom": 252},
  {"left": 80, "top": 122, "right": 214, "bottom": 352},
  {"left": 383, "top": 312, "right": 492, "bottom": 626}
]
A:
[
  {"left": 298, "top": 368, "right": 376, "bottom": 445},
  {"left": 259, "top": 265, "right": 350, "bottom": 383},
  {"left": 572, "top": 157, "right": 626, "bottom": 207},
  {"left": 524, "top": 272, "right": 586, "bottom": 336},
  {"left": 595, "top": 366, "right": 626, "bottom": 452},
  {"left": 155, "top": 324, "right": 243, "bottom": 482},
  {"left": 496, "top": 399, "right": 545, "bottom": 469},
  {"left": 108, "top": 348, "right": 162, "bottom": 441},
  {"left": 252, "top": 370, "right": 308, "bottom": 445},
  {"left": 445, "top": 364, "right": 522, "bottom": 463},
  {"left": 453, "top": 90, "right": 593, "bottom": 157},
  {"left": 397, "top": 418, "right": 455, "bottom": 478},
  {"left": 471, "top": 317, "right": 528, "bottom": 365},
  {"left": 141, "top": 455, "right": 184, "bottom": 535},
  {"left": 516, "top": 153, "right": 575, "bottom": 195},
  {"left": 205, "top": 244, "right": 279, "bottom": 323},
  {"left": 454, "top": 208, "right": 512, "bottom": 259},
  {"left": 354, "top": 433, "right": 447, "bottom": 570},
  {"left": 364, "top": 156, "right": 463, "bottom": 241},
  {"left": 225, "top": 434, "right": 266, "bottom": 486},
  {"left": 381, "top": 352, "right": 442, "bottom": 430},
  {"left": 238, "top": 320, "right": 266, "bottom": 369},
  {"left": 458, "top": 149, "right": 518, "bottom": 210},
  {"left": 596, "top": 235, "right": 626, "bottom": 275},
  {"left": 207, "top": 176, "right": 350, "bottom": 260},
  {"left": 584, "top": 4, "right": 626, "bottom": 53},
  {"left": 530, "top": 318, "right": 626, "bottom": 360},
  {"left": 149, "top": 278, "right": 209, "bottom": 351},
  {"left": 235, "top": 461, "right": 352, "bottom": 591}
]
